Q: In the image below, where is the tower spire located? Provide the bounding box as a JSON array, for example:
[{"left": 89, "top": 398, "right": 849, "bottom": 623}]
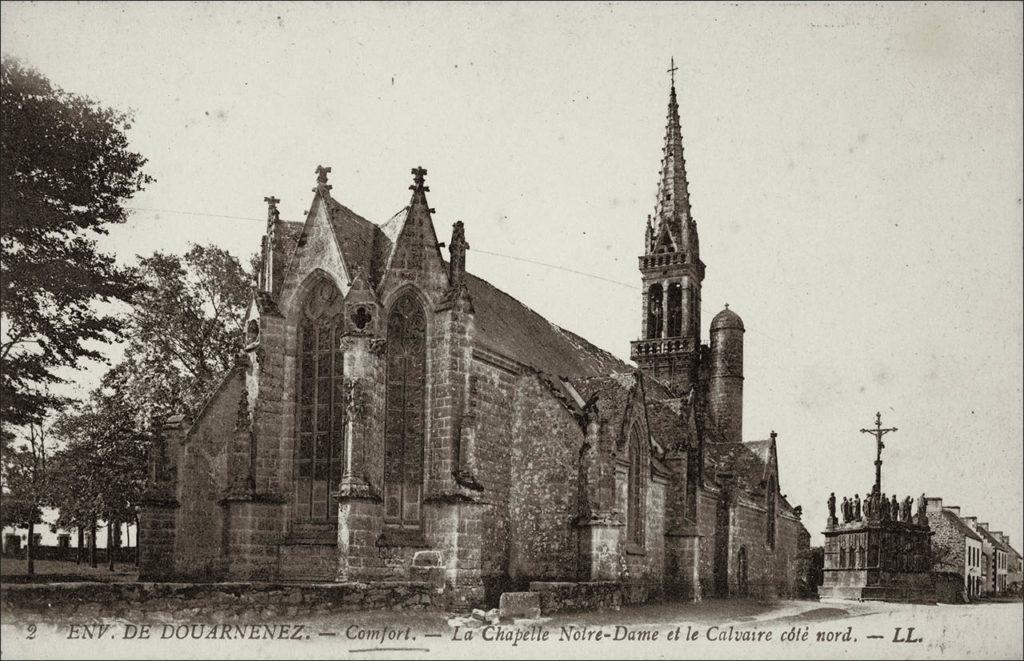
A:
[
  {"left": 653, "top": 58, "right": 692, "bottom": 251},
  {"left": 631, "top": 63, "right": 706, "bottom": 397}
]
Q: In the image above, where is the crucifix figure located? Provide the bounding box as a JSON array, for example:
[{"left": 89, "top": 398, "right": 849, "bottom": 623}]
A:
[
  {"left": 860, "top": 411, "right": 897, "bottom": 496},
  {"left": 667, "top": 57, "right": 678, "bottom": 87}
]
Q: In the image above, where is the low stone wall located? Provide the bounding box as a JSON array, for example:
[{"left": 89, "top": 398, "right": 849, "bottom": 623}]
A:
[
  {"left": 527, "top": 581, "right": 622, "bottom": 614},
  {"left": 1, "top": 581, "right": 441, "bottom": 622},
  {"left": 1, "top": 546, "right": 137, "bottom": 562}
]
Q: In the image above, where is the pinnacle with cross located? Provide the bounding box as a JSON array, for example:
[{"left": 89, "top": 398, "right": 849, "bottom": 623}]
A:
[
  {"left": 667, "top": 57, "right": 678, "bottom": 88},
  {"left": 860, "top": 411, "right": 898, "bottom": 496},
  {"left": 314, "top": 165, "right": 332, "bottom": 193},
  {"left": 264, "top": 195, "right": 280, "bottom": 210},
  {"left": 410, "top": 166, "right": 429, "bottom": 192}
]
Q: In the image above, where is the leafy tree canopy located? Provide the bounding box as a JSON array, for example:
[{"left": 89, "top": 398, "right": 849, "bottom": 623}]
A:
[
  {"left": 122, "top": 243, "right": 252, "bottom": 422},
  {"left": 1, "top": 56, "right": 152, "bottom": 427}
]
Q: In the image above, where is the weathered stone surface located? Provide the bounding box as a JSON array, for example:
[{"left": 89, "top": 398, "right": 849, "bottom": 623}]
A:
[
  {"left": 498, "top": 592, "right": 540, "bottom": 620},
  {"left": 0, "top": 582, "right": 440, "bottom": 622}
]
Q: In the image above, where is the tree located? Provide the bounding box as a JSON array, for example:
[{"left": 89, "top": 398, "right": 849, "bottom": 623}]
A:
[
  {"left": 119, "top": 244, "right": 252, "bottom": 422},
  {"left": 0, "top": 424, "right": 49, "bottom": 576},
  {"left": 50, "top": 376, "right": 150, "bottom": 570},
  {"left": 46, "top": 243, "right": 251, "bottom": 568},
  {"left": 0, "top": 56, "right": 152, "bottom": 428},
  {"left": 47, "top": 438, "right": 101, "bottom": 566}
]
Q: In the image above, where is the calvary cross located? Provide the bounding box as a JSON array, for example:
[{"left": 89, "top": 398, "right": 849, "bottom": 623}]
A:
[{"left": 860, "top": 411, "right": 898, "bottom": 496}]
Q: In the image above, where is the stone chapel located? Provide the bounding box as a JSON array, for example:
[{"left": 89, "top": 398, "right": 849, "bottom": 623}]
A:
[{"left": 139, "top": 77, "right": 810, "bottom": 606}]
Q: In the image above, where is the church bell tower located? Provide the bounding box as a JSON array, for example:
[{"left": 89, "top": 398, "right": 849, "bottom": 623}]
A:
[{"left": 630, "top": 61, "right": 705, "bottom": 396}]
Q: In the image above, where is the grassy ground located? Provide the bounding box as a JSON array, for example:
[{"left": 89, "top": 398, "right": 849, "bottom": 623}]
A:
[{"left": 0, "top": 558, "right": 138, "bottom": 583}]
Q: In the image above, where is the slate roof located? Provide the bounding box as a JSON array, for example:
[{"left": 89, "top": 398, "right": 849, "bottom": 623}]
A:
[
  {"left": 323, "top": 198, "right": 385, "bottom": 284},
  {"left": 646, "top": 397, "right": 690, "bottom": 450},
  {"left": 976, "top": 526, "right": 1010, "bottom": 552},
  {"left": 564, "top": 373, "right": 636, "bottom": 423},
  {"left": 938, "top": 510, "right": 982, "bottom": 542},
  {"left": 703, "top": 439, "right": 794, "bottom": 513},
  {"left": 467, "top": 274, "right": 629, "bottom": 377},
  {"left": 279, "top": 221, "right": 305, "bottom": 258}
]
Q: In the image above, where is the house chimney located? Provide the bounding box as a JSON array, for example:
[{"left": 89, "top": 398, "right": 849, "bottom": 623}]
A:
[
  {"left": 944, "top": 505, "right": 961, "bottom": 517},
  {"left": 925, "top": 496, "right": 943, "bottom": 511},
  {"left": 978, "top": 522, "right": 989, "bottom": 531},
  {"left": 963, "top": 516, "right": 978, "bottom": 530}
]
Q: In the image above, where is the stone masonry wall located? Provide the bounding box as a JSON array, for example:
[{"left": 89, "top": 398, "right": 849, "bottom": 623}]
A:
[
  {"left": 508, "top": 375, "right": 584, "bottom": 582},
  {"left": 1, "top": 582, "right": 439, "bottom": 623},
  {"left": 696, "top": 489, "right": 720, "bottom": 596},
  {"left": 619, "top": 476, "right": 668, "bottom": 603},
  {"left": 727, "top": 499, "right": 772, "bottom": 598},
  {"left": 926, "top": 511, "right": 966, "bottom": 576},
  {"left": 469, "top": 356, "right": 517, "bottom": 595},
  {"left": 174, "top": 372, "right": 245, "bottom": 580}
]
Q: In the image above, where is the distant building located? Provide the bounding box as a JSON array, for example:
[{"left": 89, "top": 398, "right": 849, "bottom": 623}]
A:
[
  {"left": 976, "top": 522, "right": 1008, "bottom": 595},
  {"left": 1001, "top": 536, "right": 1022, "bottom": 593},
  {"left": 0, "top": 507, "right": 133, "bottom": 555},
  {"left": 925, "top": 500, "right": 982, "bottom": 601}
]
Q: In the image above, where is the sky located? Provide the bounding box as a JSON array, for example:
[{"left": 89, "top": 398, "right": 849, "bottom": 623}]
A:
[{"left": 2, "top": 1, "right": 1021, "bottom": 546}]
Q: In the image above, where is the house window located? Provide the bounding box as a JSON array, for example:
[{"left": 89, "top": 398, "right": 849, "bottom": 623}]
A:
[
  {"left": 627, "top": 426, "right": 645, "bottom": 545},
  {"left": 383, "top": 292, "right": 427, "bottom": 529},
  {"left": 295, "top": 279, "right": 345, "bottom": 524}
]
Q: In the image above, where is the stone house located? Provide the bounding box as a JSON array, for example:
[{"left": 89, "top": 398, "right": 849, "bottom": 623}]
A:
[
  {"left": 925, "top": 500, "right": 982, "bottom": 601},
  {"left": 975, "top": 523, "right": 1008, "bottom": 595},
  {"left": 987, "top": 529, "right": 1013, "bottom": 594},
  {"left": 1001, "top": 537, "right": 1022, "bottom": 593},
  {"left": 139, "top": 78, "right": 809, "bottom": 607}
]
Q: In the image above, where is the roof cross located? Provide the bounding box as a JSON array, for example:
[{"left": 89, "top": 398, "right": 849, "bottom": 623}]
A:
[
  {"left": 667, "top": 57, "right": 678, "bottom": 87},
  {"left": 314, "top": 165, "right": 332, "bottom": 193},
  {"left": 410, "top": 166, "right": 429, "bottom": 192}
]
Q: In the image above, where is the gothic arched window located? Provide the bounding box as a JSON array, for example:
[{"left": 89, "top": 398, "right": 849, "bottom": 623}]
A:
[
  {"left": 667, "top": 282, "right": 682, "bottom": 337},
  {"left": 295, "top": 279, "right": 345, "bottom": 523},
  {"left": 627, "top": 426, "right": 645, "bottom": 545},
  {"left": 646, "top": 284, "right": 663, "bottom": 339},
  {"left": 766, "top": 474, "right": 777, "bottom": 549},
  {"left": 383, "top": 292, "right": 427, "bottom": 529}
]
